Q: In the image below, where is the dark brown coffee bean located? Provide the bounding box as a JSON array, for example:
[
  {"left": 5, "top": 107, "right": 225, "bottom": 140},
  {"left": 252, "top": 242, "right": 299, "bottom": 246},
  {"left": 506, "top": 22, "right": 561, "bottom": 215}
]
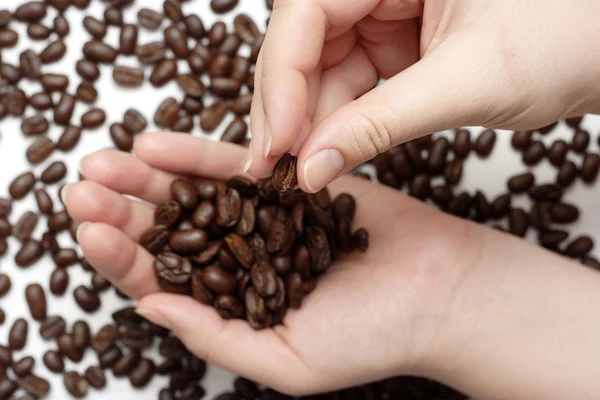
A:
[
  {"left": 40, "top": 39, "right": 66, "bottom": 63},
  {"left": 0, "top": 10, "right": 10, "bottom": 28},
  {"left": 0, "top": 274, "right": 9, "bottom": 297},
  {"left": 529, "top": 202, "right": 552, "bottom": 231},
  {"left": 159, "top": 336, "right": 185, "bottom": 358},
  {"left": 508, "top": 208, "right": 529, "bottom": 237},
  {"left": 202, "top": 264, "right": 237, "bottom": 294},
  {"left": 208, "top": 21, "right": 227, "bottom": 47},
  {"left": 0, "top": 28, "right": 18, "bottom": 47},
  {"left": 529, "top": 184, "right": 563, "bottom": 203},
  {"left": 122, "top": 108, "right": 147, "bottom": 133},
  {"left": 507, "top": 172, "right": 534, "bottom": 193},
  {"left": 83, "top": 40, "right": 117, "bottom": 63},
  {"left": 55, "top": 126, "right": 80, "bottom": 152},
  {"left": 565, "top": 235, "right": 594, "bottom": 258},
  {"left": 154, "top": 201, "right": 180, "bottom": 229},
  {"left": 119, "top": 324, "right": 153, "bottom": 349},
  {"left": 113, "top": 65, "right": 144, "bottom": 87},
  {"left": 571, "top": 129, "right": 590, "bottom": 153},
  {"left": 182, "top": 15, "right": 205, "bottom": 39},
  {"left": 5, "top": 87, "right": 26, "bottom": 117},
  {"left": 0, "top": 219, "right": 10, "bottom": 237},
  {"left": 39, "top": 73, "right": 69, "bottom": 92},
  {"left": 48, "top": 211, "right": 71, "bottom": 232},
  {"left": 112, "top": 349, "right": 140, "bottom": 376},
  {"left": 0, "top": 198, "right": 11, "bottom": 218},
  {"left": 12, "top": 356, "right": 34, "bottom": 377},
  {"left": 509, "top": 130, "right": 532, "bottom": 151},
  {"left": 80, "top": 108, "right": 106, "bottom": 129},
  {"left": 129, "top": 358, "right": 155, "bottom": 388},
  {"left": 187, "top": 52, "right": 208, "bottom": 75},
  {"left": 43, "top": 350, "right": 64, "bottom": 372},
  {"left": 25, "top": 283, "right": 46, "bottom": 320},
  {"left": 15, "top": 239, "right": 43, "bottom": 267},
  {"left": 92, "top": 324, "right": 118, "bottom": 353},
  {"left": 215, "top": 187, "right": 242, "bottom": 228},
  {"left": 171, "top": 114, "right": 194, "bottom": 132},
  {"left": 538, "top": 229, "right": 568, "bottom": 248},
  {"left": 19, "top": 50, "right": 41, "bottom": 79},
  {"left": 47, "top": 0, "right": 68, "bottom": 10},
  {"left": 72, "top": 320, "right": 91, "bottom": 350},
  {"left": 22, "top": 115, "right": 50, "bottom": 138},
  {"left": 331, "top": 193, "right": 356, "bottom": 221},
  {"left": 249, "top": 261, "right": 277, "bottom": 296},
  {"left": 155, "top": 252, "right": 192, "bottom": 284},
  {"left": 273, "top": 153, "right": 298, "bottom": 194},
  {"left": 91, "top": 272, "right": 111, "bottom": 292},
  {"left": 581, "top": 153, "right": 600, "bottom": 183},
  {"left": 536, "top": 121, "right": 558, "bottom": 134},
  {"left": 76, "top": 81, "right": 98, "bottom": 103},
  {"left": 551, "top": 203, "right": 579, "bottom": 223},
  {"left": 190, "top": 269, "right": 213, "bottom": 304},
  {"left": 85, "top": 366, "right": 106, "bottom": 388},
  {"left": 219, "top": 34, "right": 242, "bottom": 56},
  {"left": 224, "top": 233, "right": 254, "bottom": 268},
  {"left": 50, "top": 268, "right": 69, "bottom": 295},
  {"left": 285, "top": 271, "right": 304, "bottom": 309},
  {"left": 428, "top": 137, "right": 449, "bottom": 174},
  {"left": 29, "top": 92, "right": 53, "bottom": 110},
  {"left": 82, "top": 16, "right": 106, "bottom": 40},
  {"left": 155, "top": 97, "right": 180, "bottom": 127},
  {"left": 182, "top": 95, "right": 204, "bottom": 114},
  {"left": 234, "top": 377, "right": 260, "bottom": 399},
  {"left": 200, "top": 99, "right": 228, "bottom": 132},
  {"left": 0, "top": 63, "right": 22, "bottom": 84},
  {"left": 164, "top": 25, "right": 190, "bottom": 57},
  {"left": 176, "top": 73, "right": 207, "bottom": 97},
  {"left": 25, "top": 138, "right": 52, "bottom": 167},
  {"left": 98, "top": 344, "right": 122, "bottom": 368},
  {"left": 232, "top": 14, "right": 259, "bottom": 44},
  {"left": 9, "top": 172, "right": 36, "bottom": 199},
  {"left": 140, "top": 225, "right": 171, "bottom": 254},
  {"left": 75, "top": 59, "right": 99, "bottom": 81},
  {"left": 104, "top": 7, "right": 122, "bottom": 25},
  {"left": 150, "top": 58, "right": 178, "bottom": 86},
  {"left": 136, "top": 41, "right": 166, "bottom": 64},
  {"left": 220, "top": 117, "right": 247, "bottom": 144},
  {"left": 522, "top": 140, "right": 546, "bottom": 165},
  {"left": 211, "top": 77, "right": 242, "bottom": 98},
  {"left": 211, "top": 0, "right": 239, "bottom": 14},
  {"left": 451, "top": 129, "right": 471, "bottom": 158},
  {"left": 230, "top": 94, "right": 252, "bottom": 116},
  {"left": 409, "top": 174, "right": 430, "bottom": 200},
  {"left": 40, "top": 315, "right": 66, "bottom": 339},
  {"left": 54, "top": 93, "right": 75, "bottom": 125},
  {"left": 548, "top": 139, "right": 569, "bottom": 166},
  {"left": 9, "top": 318, "right": 28, "bottom": 350},
  {"left": 189, "top": 202, "right": 215, "bottom": 229},
  {"left": 13, "top": 211, "right": 37, "bottom": 241},
  {"left": 53, "top": 13, "right": 69, "bottom": 36},
  {"left": 0, "top": 345, "right": 12, "bottom": 367},
  {"left": 15, "top": 2, "right": 46, "bottom": 22},
  {"left": 0, "top": 379, "right": 17, "bottom": 400},
  {"left": 41, "top": 161, "right": 67, "bottom": 184},
  {"left": 138, "top": 8, "right": 163, "bottom": 30},
  {"left": 17, "top": 375, "right": 50, "bottom": 398},
  {"left": 556, "top": 160, "right": 578, "bottom": 186},
  {"left": 169, "top": 229, "right": 208, "bottom": 254},
  {"left": 171, "top": 179, "right": 198, "bottom": 209},
  {"left": 195, "top": 179, "right": 219, "bottom": 200},
  {"left": 53, "top": 248, "right": 79, "bottom": 266},
  {"left": 108, "top": 123, "right": 133, "bottom": 151},
  {"left": 163, "top": 0, "right": 183, "bottom": 21},
  {"left": 64, "top": 371, "right": 88, "bottom": 398},
  {"left": 74, "top": 285, "right": 101, "bottom": 312},
  {"left": 118, "top": 24, "right": 138, "bottom": 55}
]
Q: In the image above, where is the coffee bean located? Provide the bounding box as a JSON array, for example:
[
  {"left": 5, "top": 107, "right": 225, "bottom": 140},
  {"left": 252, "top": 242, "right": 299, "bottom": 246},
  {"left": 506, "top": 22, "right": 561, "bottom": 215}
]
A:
[
  {"left": 21, "top": 115, "right": 49, "bottom": 138},
  {"left": 9, "top": 318, "right": 28, "bottom": 350},
  {"left": 113, "top": 65, "right": 144, "bottom": 87},
  {"left": 171, "top": 114, "right": 194, "bottom": 132},
  {"left": 184, "top": 14, "right": 205, "bottom": 39},
  {"left": 41, "top": 161, "right": 67, "bottom": 184},
  {"left": 30, "top": 92, "right": 53, "bottom": 110},
  {"left": 15, "top": 2, "right": 47, "bottom": 22},
  {"left": 331, "top": 193, "right": 356, "bottom": 222},
  {"left": 507, "top": 172, "right": 534, "bottom": 193},
  {"left": 0, "top": 274, "right": 9, "bottom": 297},
  {"left": 200, "top": 99, "right": 228, "bottom": 132},
  {"left": 25, "top": 283, "right": 46, "bottom": 320},
  {"left": 234, "top": 377, "right": 260, "bottom": 399},
  {"left": 81, "top": 108, "right": 106, "bottom": 129},
  {"left": 571, "top": 129, "right": 590, "bottom": 153},
  {"left": 216, "top": 187, "right": 241, "bottom": 227},
  {"left": 53, "top": 248, "right": 79, "bottom": 266},
  {"left": 64, "top": 371, "right": 88, "bottom": 398},
  {"left": 474, "top": 129, "right": 496, "bottom": 157},
  {"left": 140, "top": 225, "right": 171, "bottom": 254},
  {"left": 20, "top": 50, "right": 41, "bottom": 79},
  {"left": 90, "top": 271, "right": 110, "bottom": 292},
  {"left": 41, "top": 231, "right": 59, "bottom": 253},
  {"left": 43, "top": 350, "right": 64, "bottom": 372},
  {"left": 54, "top": 93, "right": 76, "bottom": 125},
  {"left": 529, "top": 202, "right": 552, "bottom": 230},
  {"left": 154, "top": 97, "right": 180, "bottom": 127},
  {"left": 98, "top": 344, "right": 122, "bottom": 368},
  {"left": 0, "top": 63, "right": 22, "bottom": 84},
  {"left": 508, "top": 208, "right": 529, "bottom": 237},
  {"left": 219, "top": 34, "right": 242, "bottom": 55},
  {"left": 74, "top": 285, "right": 101, "bottom": 312},
  {"left": 0, "top": 28, "right": 18, "bottom": 47},
  {"left": 427, "top": 137, "right": 449, "bottom": 174},
  {"left": 211, "top": 0, "right": 239, "bottom": 14},
  {"left": 83, "top": 40, "right": 117, "bottom": 63},
  {"left": 181, "top": 96, "right": 204, "bottom": 115},
  {"left": 211, "top": 77, "right": 242, "bottom": 98},
  {"left": 50, "top": 268, "right": 69, "bottom": 295},
  {"left": 565, "top": 235, "right": 593, "bottom": 258},
  {"left": 13, "top": 211, "right": 37, "bottom": 241},
  {"left": 233, "top": 14, "right": 260, "bottom": 44},
  {"left": 169, "top": 229, "right": 208, "bottom": 254},
  {"left": 216, "top": 117, "right": 247, "bottom": 144},
  {"left": 25, "top": 137, "right": 53, "bottom": 165},
  {"left": 177, "top": 73, "right": 207, "bottom": 97},
  {"left": 529, "top": 184, "right": 563, "bottom": 202},
  {"left": 83, "top": 16, "right": 106, "bottom": 39},
  {"left": 231, "top": 94, "right": 253, "bottom": 116},
  {"left": 150, "top": 58, "right": 178, "bottom": 86},
  {"left": 85, "top": 366, "right": 106, "bottom": 388},
  {"left": 548, "top": 139, "right": 569, "bottom": 166},
  {"left": 118, "top": 24, "right": 138, "bottom": 55},
  {"left": 202, "top": 264, "right": 237, "bottom": 294},
  {"left": 164, "top": 0, "right": 183, "bottom": 21},
  {"left": 76, "top": 81, "right": 97, "bottom": 103},
  {"left": 451, "top": 129, "right": 471, "bottom": 158},
  {"left": 171, "top": 179, "right": 198, "bottom": 209},
  {"left": 522, "top": 140, "right": 546, "bottom": 165},
  {"left": 53, "top": 14, "right": 70, "bottom": 36},
  {"left": 164, "top": 25, "right": 190, "bottom": 57},
  {"left": 47, "top": 0, "right": 68, "bottom": 10},
  {"left": 48, "top": 211, "right": 71, "bottom": 232},
  {"left": 104, "top": 7, "right": 122, "bottom": 25},
  {"left": 138, "top": 8, "right": 163, "bottom": 30},
  {"left": 40, "top": 39, "right": 66, "bottom": 63},
  {"left": 136, "top": 41, "right": 166, "bottom": 64},
  {"left": 160, "top": 389, "right": 178, "bottom": 400},
  {"left": 129, "top": 358, "right": 155, "bottom": 388},
  {"left": 408, "top": 174, "right": 429, "bottom": 200},
  {"left": 72, "top": 320, "right": 91, "bottom": 350},
  {"left": 556, "top": 160, "right": 578, "bottom": 186},
  {"left": 17, "top": 375, "right": 50, "bottom": 398},
  {"left": 107, "top": 123, "right": 132, "bottom": 151},
  {"left": 581, "top": 153, "right": 600, "bottom": 183},
  {"left": 0, "top": 345, "right": 12, "bottom": 367},
  {"left": 0, "top": 198, "right": 11, "bottom": 217},
  {"left": 550, "top": 203, "right": 579, "bottom": 223},
  {"left": 0, "top": 10, "right": 11, "bottom": 28},
  {"left": 40, "top": 73, "right": 69, "bottom": 92},
  {"left": 16, "top": 239, "right": 43, "bottom": 267},
  {"left": 40, "top": 315, "right": 66, "bottom": 339},
  {"left": 0, "top": 219, "right": 10, "bottom": 237},
  {"left": 122, "top": 108, "right": 147, "bottom": 133},
  {"left": 155, "top": 252, "right": 192, "bottom": 284},
  {"left": 112, "top": 349, "right": 141, "bottom": 376},
  {"left": 92, "top": 324, "right": 118, "bottom": 353},
  {"left": 207, "top": 21, "right": 227, "bottom": 46},
  {"left": 112, "top": 308, "right": 144, "bottom": 328},
  {"left": 538, "top": 229, "right": 568, "bottom": 248},
  {"left": 225, "top": 232, "right": 254, "bottom": 268},
  {"left": 273, "top": 154, "right": 298, "bottom": 194},
  {"left": 12, "top": 356, "right": 34, "bottom": 377},
  {"left": 180, "top": 384, "right": 206, "bottom": 400},
  {"left": 75, "top": 59, "right": 100, "bottom": 81}
]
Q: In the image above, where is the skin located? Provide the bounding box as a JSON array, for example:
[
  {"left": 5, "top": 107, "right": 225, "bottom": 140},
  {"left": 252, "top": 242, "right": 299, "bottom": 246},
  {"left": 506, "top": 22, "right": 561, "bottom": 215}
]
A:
[
  {"left": 246, "top": 0, "right": 600, "bottom": 192},
  {"left": 65, "top": 134, "right": 600, "bottom": 400}
]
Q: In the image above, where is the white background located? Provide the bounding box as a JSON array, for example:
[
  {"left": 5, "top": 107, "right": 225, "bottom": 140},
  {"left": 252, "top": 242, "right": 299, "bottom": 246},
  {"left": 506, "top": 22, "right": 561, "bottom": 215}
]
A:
[{"left": 1, "top": 0, "right": 600, "bottom": 399}]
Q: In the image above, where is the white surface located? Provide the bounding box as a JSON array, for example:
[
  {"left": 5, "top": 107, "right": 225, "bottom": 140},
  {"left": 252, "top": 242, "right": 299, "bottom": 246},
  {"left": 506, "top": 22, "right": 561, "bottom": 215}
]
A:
[{"left": 1, "top": 1, "right": 600, "bottom": 399}]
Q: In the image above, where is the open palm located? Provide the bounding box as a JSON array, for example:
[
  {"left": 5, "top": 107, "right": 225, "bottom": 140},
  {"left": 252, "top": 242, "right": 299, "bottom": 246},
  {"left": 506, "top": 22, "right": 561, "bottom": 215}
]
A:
[{"left": 64, "top": 133, "right": 480, "bottom": 395}]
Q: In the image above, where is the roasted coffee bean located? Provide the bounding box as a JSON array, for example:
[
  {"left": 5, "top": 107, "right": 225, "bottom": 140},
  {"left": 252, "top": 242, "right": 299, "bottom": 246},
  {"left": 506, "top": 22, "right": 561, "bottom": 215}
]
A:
[
  {"left": 565, "top": 235, "right": 594, "bottom": 258},
  {"left": 112, "top": 349, "right": 141, "bottom": 376},
  {"left": 14, "top": 211, "right": 38, "bottom": 240},
  {"left": 119, "top": 324, "right": 153, "bottom": 349},
  {"left": 169, "top": 229, "right": 208, "bottom": 254},
  {"left": 0, "top": 28, "right": 18, "bottom": 47},
  {"left": 267, "top": 214, "right": 297, "bottom": 255},
  {"left": 473, "top": 129, "right": 496, "bottom": 157},
  {"left": 154, "top": 97, "right": 180, "bottom": 127},
  {"left": 219, "top": 34, "right": 242, "bottom": 55},
  {"left": 41, "top": 232, "right": 59, "bottom": 254},
  {"left": 221, "top": 117, "right": 248, "bottom": 144},
  {"left": 177, "top": 73, "right": 207, "bottom": 97},
  {"left": 224, "top": 233, "right": 254, "bottom": 268},
  {"left": 0, "top": 274, "right": 9, "bottom": 297},
  {"left": 9, "top": 318, "right": 28, "bottom": 350},
  {"left": 0, "top": 198, "right": 11, "bottom": 217},
  {"left": 48, "top": 211, "right": 71, "bottom": 232},
  {"left": 451, "top": 129, "right": 471, "bottom": 158},
  {"left": 538, "top": 229, "right": 569, "bottom": 248},
  {"left": 25, "top": 284, "right": 46, "bottom": 320},
  {"left": 74, "top": 285, "right": 101, "bottom": 312},
  {"left": 548, "top": 139, "right": 569, "bottom": 166},
  {"left": 200, "top": 99, "right": 228, "bottom": 132},
  {"left": 0, "top": 237, "right": 7, "bottom": 255},
  {"left": 22, "top": 114, "right": 50, "bottom": 137},
  {"left": 507, "top": 172, "right": 534, "bottom": 193},
  {"left": 250, "top": 261, "right": 277, "bottom": 296},
  {"left": 171, "top": 114, "right": 194, "bottom": 132},
  {"left": 113, "top": 65, "right": 145, "bottom": 87},
  {"left": 154, "top": 201, "right": 181, "bottom": 229},
  {"left": 508, "top": 208, "right": 529, "bottom": 237},
  {"left": 409, "top": 174, "right": 430, "bottom": 200},
  {"left": 208, "top": 21, "right": 227, "bottom": 46},
  {"left": 0, "top": 63, "right": 22, "bottom": 84},
  {"left": 529, "top": 184, "right": 563, "bottom": 203},
  {"left": 136, "top": 41, "right": 166, "bottom": 64},
  {"left": 15, "top": 239, "right": 44, "bottom": 267},
  {"left": 53, "top": 14, "right": 70, "bottom": 36},
  {"left": 210, "top": 53, "right": 232, "bottom": 77},
  {"left": 83, "top": 40, "right": 117, "bottom": 63},
  {"left": 231, "top": 94, "right": 252, "bottom": 116},
  {"left": 273, "top": 154, "right": 298, "bottom": 194},
  {"left": 104, "top": 7, "right": 122, "bottom": 25},
  {"left": 72, "top": 320, "right": 91, "bottom": 350},
  {"left": 76, "top": 81, "right": 98, "bottom": 103},
  {"left": 140, "top": 225, "right": 171, "bottom": 254},
  {"left": 12, "top": 356, "right": 34, "bottom": 377},
  {"left": 47, "top": 0, "right": 69, "bottom": 11},
  {"left": 191, "top": 269, "right": 213, "bottom": 304},
  {"left": 171, "top": 179, "right": 198, "bottom": 209},
  {"left": 64, "top": 371, "right": 88, "bottom": 398},
  {"left": 182, "top": 95, "right": 204, "bottom": 114},
  {"left": 20, "top": 49, "right": 41, "bottom": 79},
  {"left": 537, "top": 121, "right": 558, "bottom": 134},
  {"left": 210, "top": 295, "right": 242, "bottom": 319},
  {"left": 234, "top": 199, "right": 256, "bottom": 236},
  {"left": 129, "top": 358, "right": 155, "bottom": 388},
  {"left": 202, "top": 264, "right": 237, "bottom": 294},
  {"left": 231, "top": 14, "right": 260, "bottom": 44},
  {"left": 17, "top": 375, "right": 50, "bottom": 398},
  {"left": 446, "top": 191, "right": 470, "bottom": 217},
  {"left": 43, "top": 350, "right": 64, "bottom": 372},
  {"left": 40, "top": 161, "right": 66, "bottom": 185},
  {"left": 163, "top": 0, "right": 183, "bottom": 21},
  {"left": 551, "top": 203, "right": 579, "bottom": 223},
  {"left": 138, "top": 8, "right": 163, "bottom": 30},
  {"left": 92, "top": 324, "right": 118, "bottom": 353},
  {"left": 54, "top": 93, "right": 76, "bottom": 125},
  {"left": 187, "top": 51, "right": 209, "bottom": 75},
  {"left": 581, "top": 153, "right": 600, "bottom": 183},
  {"left": 234, "top": 377, "right": 260, "bottom": 399},
  {"left": 0, "top": 345, "right": 11, "bottom": 367},
  {"left": 427, "top": 137, "right": 449, "bottom": 174},
  {"left": 40, "top": 315, "right": 66, "bottom": 339},
  {"left": 180, "top": 384, "right": 206, "bottom": 400},
  {"left": 522, "top": 140, "right": 546, "bottom": 165},
  {"left": 123, "top": 108, "right": 147, "bottom": 133},
  {"left": 529, "top": 202, "right": 552, "bottom": 230},
  {"left": 571, "top": 129, "right": 590, "bottom": 153},
  {"left": 0, "top": 219, "right": 10, "bottom": 237},
  {"left": 216, "top": 187, "right": 242, "bottom": 227},
  {"left": 286, "top": 271, "right": 304, "bottom": 309},
  {"left": 155, "top": 252, "right": 192, "bottom": 284},
  {"left": 30, "top": 92, "right": 54, "bottom": 110},
  {"left": 81, "top": 108, "right": 106, "bottom": 129},
  {"left": 509, "top": 130, "right": 533, "bottom": 151},
  {"left": 40, "top": 39, "right": 66, "bottom": 63},
  {"left": 151, "top": 59, "right": 179, "bottom": 87},
  {"left": 91, "top": 272, "right": 110, "bottom": 292},
  {"left": 25, "top": 136, "right": 53, "bottom": 164},
  {"left": 50, "top": 268, "right": 69, "bottom": 295},
  {"left": 40, "top": 73, "right": 69, "bottom": 91},
  {"left": 190, "top": 202, "right": 216, "bottom": 232},
  {"left": 350, "top": 227, "right": 369, "bottom": 252},
  {"left": 164, "top": 25, "right": 190, "bottom": 57},
  {"left": 332, "top": 193, "right": 356, "bottom": 221},
  {"left": 119, "top": 24, "right": 138, "bottom": 54},
  {"left": 15, "top": 2, "right": 47, "bottom": 22},
  {"left": 159, "top": 336, "right": 186, "bottom": 358},
  {"left": 85, "top": 366, "right": 106, "bottom": 388},
  {"left": 211, "top": 77, "right": 242, "bottom": 98},
  {"left": 83, "top": 16, "right": 106, "bottom": 39},
  {"left": 75, "top": 59, "right": 100, "bottom": 81},
  {"left": 5, "top": 87, "right": 26, "bottom": 116},
  {"left": 211, "top": 0, "right": 239, "bottom": 14},
  {"left": 0, "top": 10, "right": 10, "bottom": 28},
  {"left": 108, "top": 123, "right": 133, "bottom": 151},
  {"left": 442, "top": 159, "right": 463, "bottom": 185},
  {"left": 98, "top": 344, "right": 122, "bottom": 368},
  {"left": 556, "top": 160, "right": 578, "bottom": 186}
]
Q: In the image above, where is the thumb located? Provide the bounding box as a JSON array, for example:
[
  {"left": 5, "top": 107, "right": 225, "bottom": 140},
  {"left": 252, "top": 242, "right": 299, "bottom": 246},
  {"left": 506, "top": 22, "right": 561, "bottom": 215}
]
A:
[{"left": 296, "top": 38, "right": 501, "bottom": 193}]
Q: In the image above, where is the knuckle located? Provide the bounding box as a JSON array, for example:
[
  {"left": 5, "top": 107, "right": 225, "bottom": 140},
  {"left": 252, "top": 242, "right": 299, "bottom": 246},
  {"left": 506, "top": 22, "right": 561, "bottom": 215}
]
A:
[{"left": 348, "top": 108, "right": 394, "bottom": 161}]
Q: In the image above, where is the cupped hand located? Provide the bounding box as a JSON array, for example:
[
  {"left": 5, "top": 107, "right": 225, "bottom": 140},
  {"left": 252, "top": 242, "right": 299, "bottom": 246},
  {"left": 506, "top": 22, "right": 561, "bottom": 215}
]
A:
[
  {"left": 62, "top": 133, "right": 485, "bottom": 395},
  {"left": 247, "top": 0, "right": 600, "bottom": 192}
]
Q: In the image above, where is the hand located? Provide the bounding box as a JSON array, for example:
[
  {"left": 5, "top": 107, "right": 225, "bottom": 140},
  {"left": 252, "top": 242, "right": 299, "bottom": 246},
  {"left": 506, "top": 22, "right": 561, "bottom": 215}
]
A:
[{"left": 247, "top": 0, "right": 600, "bottom": 192}]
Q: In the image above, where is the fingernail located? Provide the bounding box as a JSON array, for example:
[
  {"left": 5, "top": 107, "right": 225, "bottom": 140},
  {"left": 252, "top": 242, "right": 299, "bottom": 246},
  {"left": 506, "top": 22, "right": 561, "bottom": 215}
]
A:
[
  {"left": 263, "top": 121, "right": 271, "bottom": 158},
  {"left": 303, "top": 149, "right": 345, "bottom": 193},
  {"left": 243, "top": 147, "right": 253, "bottom": 174},
  {"left": 60, "top": 184, "right": 71, "bottom": 206},
  {"left": 135, "top": 307, "right": 172, "bottom": 330},
  {"left": 78, "top": 156, "right": 87, "bottom": 177},
  {"left": 76, "top": 221, "right": 91, "bottom": 244}
]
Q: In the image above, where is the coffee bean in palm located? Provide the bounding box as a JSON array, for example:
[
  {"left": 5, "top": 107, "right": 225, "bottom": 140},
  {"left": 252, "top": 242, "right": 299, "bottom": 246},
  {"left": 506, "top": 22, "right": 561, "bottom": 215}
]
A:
[
  {"left": 80, "top": 108, "right": 106, "bottom": 129},
  {"left": 200, "top": 99, "right": 228, "bottom": 132},
  {"left": 50, "top": 267, "right": 69, "bottom": 295},
  {"left": 169, "top": 229, "right": 208, "bottom": 254},
  {"left": 12, "top": 356, "right": 34, "bottom": 377},
  {"left": 208, "top": 21, "right": 227, "bottom": 47},
  {"left": 17, "top": 375, "right": 50, "bottom": 398},
  {"left": 164, "top": 25, "right": 190, "bottom": 57},
  {"left": 39, "top": 39, "right": 66, "bottom": 63},
  {"left": 155, "top": 252, "right": 192, "bottom": 285},
  {"left": 221, "top": 117, "right": 247, "bottom": 144},
  {"left": 556, "top": 160, "right": 577, "bottom": 186},
  {"left": 565, "top": 235, "right": 594, "bottom": 258},
  {"left": 150, "top": 58, "right": 178, "bottom": 86},
  {"left": 113, "top": 65, "right": 144, "bottom": 87},
  {"left": 551, "top": 203, "right": 579, "bottom": 223},
  {"left": 15, "top": 239, "right": 44, "bottom": 267},
  {"left": 580, "top": 153, "right": 600, "bottom": 183},
  {"left": 64, "top": 371, "right": 88, "bottom": 398},
  {"left": 26, "top": 136, "right": 54, "bottom": 165},
  {"left": 15, "top": 1, "right": 46, "bottom": 22},
  {"left": 53, "top": 13, "right": 69, "bottom": 36},
  {"left": 9, "top": 318, "right": 28, "bottom": 350},
  {"left": 41, "top": 161, "right": 67, "bottom": 184},
  {"left": 85, "top": 366, "right": 106, "bottom": 388},
  {"left": 474, "top": 129, "right": 496, "bottom": 157},
  {"left": 39, "top": 73, "right": 69, "bottom": 92},
  {"left": 54, "top": 93, "right": 75, "bottom": 125},
  {"left": 9, "top": 172, "right": 36, "bottom": 199},
  {"left": 129, "top": 358, "right": 155, "bottom": 388},
  {"left": 201, "top": 264, "right": 237, "bottom": 294},
  {"left": 154, "top": 97, "right": 180, "bottom": 127},
  {"left": 30, "top": 92, "right": 54, "bottom": 110},
  {"left": 211, "top": 0, "right": 239, "bottom": 13},
  {"left": 76, "top": 81, "right": 98, "bottom": 103},
  {"left": 0, "top": 274, "right": 10, "bottom": 297},
  {"left": 171, "top": 179, "right": 198, "bottom": 209},
  {"left": 83, "top": 40, "right": 117, "bottom": 63},
  {"left": 571, "top": 129, "right": 590, "bottom": 153},
  {"left": 43, "top": 350, "right": 64, "bottom": 372},
  {"left": 177, "top": 73, "right": 207, "bottom": 97},
  {"left": 211, "top": 77, "right": 242, "bottom": 98},
  {"left": 19, "top": 49, "right": 41, "bottom": 79},
  {"left": 507, "top": 172, "right": 534, "bottom": 193},
  {"left": 140, "top": 225, "right": 171, "bottom": 254},
  {"left": 136, "top": 41, "right": 167, "bottom": 64},
  {"left": 548, "top": 139, "right": 569, "bottom": 166},
  {"left": 74, "top": 285, "right": 101, "bottom": 312},
  {"left": 528, "top": 184, "right": 563, "bottom": 202},
  {"left": 522, "top": 140, "right": 546, "bottom": 165}
]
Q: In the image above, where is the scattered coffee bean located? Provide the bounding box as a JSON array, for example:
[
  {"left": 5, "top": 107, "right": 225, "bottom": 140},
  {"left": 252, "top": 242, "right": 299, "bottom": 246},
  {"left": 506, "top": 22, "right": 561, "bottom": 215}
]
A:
[
  {"left": 85, "top": 366, "right": 106, "bottom": 389},
  {"left": 507, "top": 172, "right": 534, "bottom": 193},
  {"left": 9, "top": 318, "right": 28, "bottom": 350},
  {"left": 571, "top": 129, "right": 590, "bottom": 153},
  {"left": 25, "top": 283, "right": 46, "bottom": 320},
  {"left": 26, "top": 136, "right": 54, "bottom": 164},
  {"left": 557, "top": 160, "right": 578, "bottom": 186},
  {"left": 74, "top": 285, "right": 101, "bottom": 312},
  {"left": 565, "top": 235, "right": 594, "bottom": 258},
  {"left": 120, "top": 24, "right": 138, "bottom": 54},
  {"left": 129, "top": 358, "right": 155, "bottom": 388},
  {"left": 83, "top": 16, "right": 106, "bottom": 39},
  {"left": 50, "top": 268, "right": 69, "bottom": 295},
  {"left": 40, "top": 39, "right": 66, "bottom": 63},
  {"left": 64, "top": 371, "right": 88, "bottom": 398},
  {"left": 40, "top": 316, "right": 66, "bottom": 339},
  {"left": 43, "top": 350, "right": 64, "bottom": 372},
  {"left": 150, "top": 58, "right": 178, "bottom": 86},
  {"left": 211, "top": 0, "right": 239, "bottom": 14},
  {"left": 12, "top": 356, "right": 34, "bottom": 377},
  {"left": 41, "top": 161, "right": 67, "bottom": 184},
  {"left": 474, "top": 129, "right": 496, "bottom": 157},
  {"left": 522, "top": 140, "right": 546, "bottom": 165},
  {"left": 83, "top": 40, "right": 117, "bottom": 63},
  {"left": 17, "top": 375, "right": 50, "bottom": 398},
  {"left": 81, "top": 108, "right": 106, "bottom": 129},
  {"left": 581, "top": 153, "right": 600, "bottom": 183},
  {"left": 548, "top": 139, "right": 568, "bottom": 166}
]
